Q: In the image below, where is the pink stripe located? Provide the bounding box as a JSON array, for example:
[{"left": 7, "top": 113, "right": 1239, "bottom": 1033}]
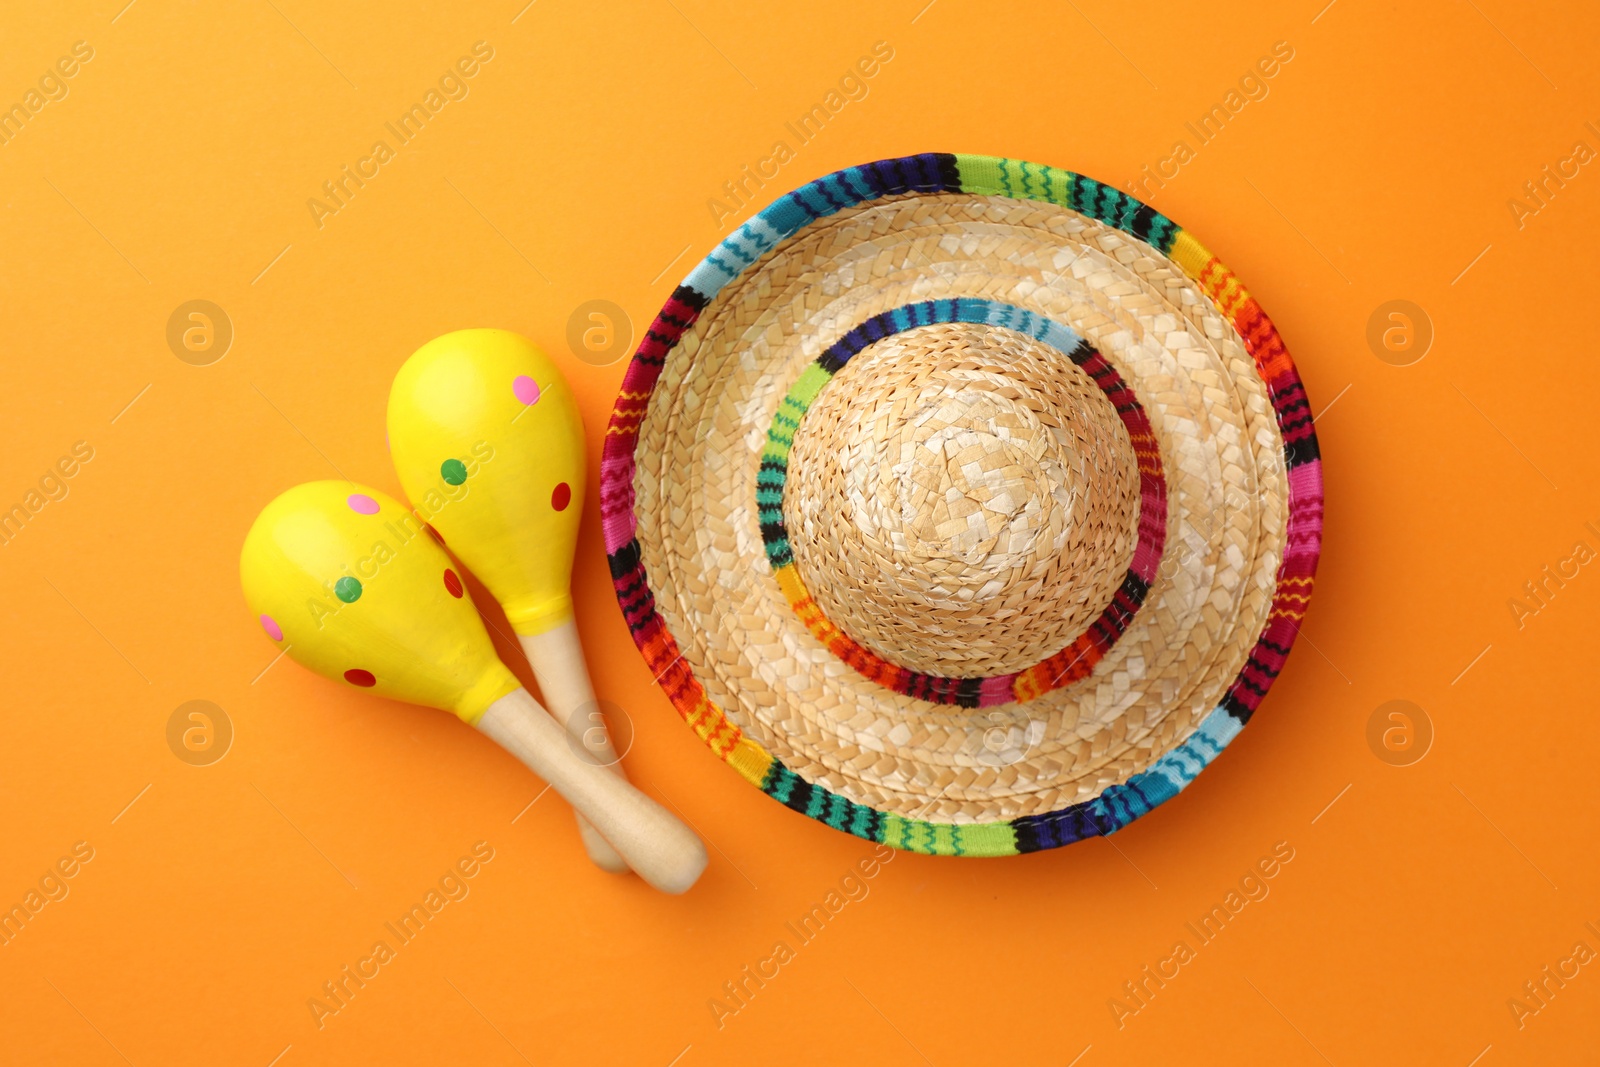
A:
[
  {"left": 978, "top": 676, "right": 1015, "bottom": 706},
  {"left": 1285, "top": 461, "right": 1325, "bottom": 551}
]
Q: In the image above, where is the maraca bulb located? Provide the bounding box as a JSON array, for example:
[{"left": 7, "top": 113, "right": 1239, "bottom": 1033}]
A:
[
  {"left": 387, "top": 329, "right": 585, "bottom": 636},
  {"left": 240, "top": 481, "right": 519, "bottom": 722}
]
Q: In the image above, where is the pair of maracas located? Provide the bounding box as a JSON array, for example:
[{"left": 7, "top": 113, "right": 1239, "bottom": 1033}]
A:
[{"left": 240, "top": 330, "right": 706, "bottom": 893}]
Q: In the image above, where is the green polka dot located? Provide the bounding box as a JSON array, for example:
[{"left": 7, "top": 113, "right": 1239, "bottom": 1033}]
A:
[
  {"left": 441, "top": 459, "right": 468, "bottom": 486},
  {"left": 335, "top": 576, "right": 362, "bottom": 603}
]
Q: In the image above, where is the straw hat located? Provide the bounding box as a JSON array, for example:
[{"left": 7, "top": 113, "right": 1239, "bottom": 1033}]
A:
[{"left": 601, "top": 154, "right": 1322, "bottom": 855}]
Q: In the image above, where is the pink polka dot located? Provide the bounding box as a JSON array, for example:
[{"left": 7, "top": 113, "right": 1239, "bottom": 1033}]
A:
[
  {"left": 347, "top": 493, "right": 379, "bottom": 515},
  {"left": 260, "top": 615, "right": 283, "bottom": 641},
  {"left": 513, "top": 375, "right": 541, "bottom": 405}
]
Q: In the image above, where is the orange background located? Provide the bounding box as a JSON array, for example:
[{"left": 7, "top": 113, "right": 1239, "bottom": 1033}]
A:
[{"left": 3, "top": 1, "right": 1598, "bottom": 1063}]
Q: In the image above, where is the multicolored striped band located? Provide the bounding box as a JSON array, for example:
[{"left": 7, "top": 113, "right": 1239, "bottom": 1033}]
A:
[
  {"left": 600, "top": 154, "right": 1323, "bottom": 856},
  {"left": 756, "top": 297, "right": 1167, "bottom": 708}
]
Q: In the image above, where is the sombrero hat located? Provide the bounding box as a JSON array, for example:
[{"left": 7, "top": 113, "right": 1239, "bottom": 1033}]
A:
[{"left": 601, "top": 154, "right": 1322, "bottom": 856}]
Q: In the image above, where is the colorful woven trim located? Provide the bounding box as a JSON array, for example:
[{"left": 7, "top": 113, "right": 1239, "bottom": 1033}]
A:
[
  {"left": 600, "top": 154, "right": 1324, "bottom": 856},
  {"left": 756, "top": 297, "right": 1167, "bottom": 708}
]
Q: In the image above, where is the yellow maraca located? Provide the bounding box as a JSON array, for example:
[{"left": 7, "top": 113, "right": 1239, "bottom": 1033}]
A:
[
  {"left": 386, "top": 329, "right": 654, "bottom": 876},
  {"left": 240, "top": 481, "right": 707, "bottom": 894}
]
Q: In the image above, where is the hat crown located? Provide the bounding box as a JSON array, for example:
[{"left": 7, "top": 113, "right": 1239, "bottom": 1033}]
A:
[
  {"left": 902, "top": 394, "right": 1053, "bottom": 562},
  {"left": 785, "top": 321, "right": 1141, "bottom": 679}
]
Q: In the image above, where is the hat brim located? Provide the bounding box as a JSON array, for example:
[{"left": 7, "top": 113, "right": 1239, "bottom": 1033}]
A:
[{"left": 601, "top": 154, "right": 1322, "bottom": 855}]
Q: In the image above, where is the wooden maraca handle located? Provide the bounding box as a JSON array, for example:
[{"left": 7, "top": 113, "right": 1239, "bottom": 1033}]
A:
[
  {"left": 476, "top": 687, "right": 707, "bottom": 894},
  {"left": 520, "top": 621, "right": 624, "bottom": 766},
  {"left": 519, "top": 622, "right": 630, "bottom": 874}
]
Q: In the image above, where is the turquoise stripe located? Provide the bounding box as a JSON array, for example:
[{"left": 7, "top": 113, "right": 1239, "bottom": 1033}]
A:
[
  {"left": 685, "top": 214, "right": 785, "bottom": 298},
  {"left": 791, "top": 169, "right": 876, "bottom": 219},
  {"left": 765, "top": 764, "right": 798, "bottom": 804},
  {"left": 1096, "top": 707, "right": 1243, "bottom": 833},
  {"left": 804, "top": 785, "right": 828, "bottom": 820},
  {"left": 761, "top": 198, "right": 814, "bottom": 242},
  {"left": 835, "top": 166, "right": 877, "bottom": 202}
]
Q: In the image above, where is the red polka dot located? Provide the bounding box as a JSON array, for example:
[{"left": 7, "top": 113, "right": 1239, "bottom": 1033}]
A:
[
  {"left": 551, "top": 482, "right": 572, "bottom": 511},
  {"left": 425, "top": 523, "right": 446, "bottom": 545},
  {"left": 344, "top": 669, "right": 376, "bottom": 687},
  {"left": 443, "top": 569, "right": 463, "bottom": 598}
]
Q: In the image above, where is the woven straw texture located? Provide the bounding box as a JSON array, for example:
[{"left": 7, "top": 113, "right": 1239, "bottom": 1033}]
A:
[
  {"left": 602, "top": 155, "right": 1323, "bottom": 856},
  {"left": 788, "top": 321, "right": 1141, "bottom": 679}
]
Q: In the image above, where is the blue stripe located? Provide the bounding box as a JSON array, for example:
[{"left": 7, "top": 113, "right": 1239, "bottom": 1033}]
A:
[{"left": 1097, "top": 707, "right": 1242, "bottom": 834}]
